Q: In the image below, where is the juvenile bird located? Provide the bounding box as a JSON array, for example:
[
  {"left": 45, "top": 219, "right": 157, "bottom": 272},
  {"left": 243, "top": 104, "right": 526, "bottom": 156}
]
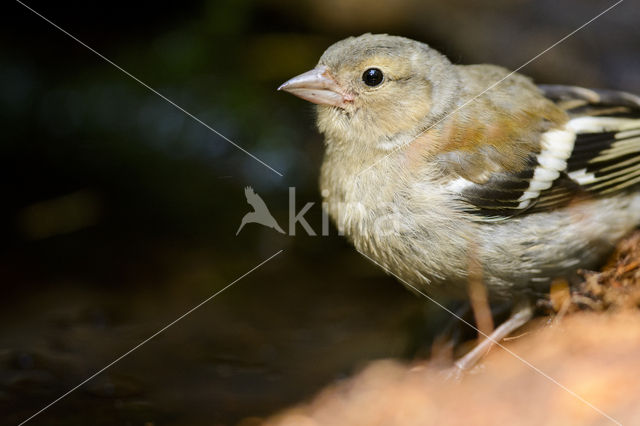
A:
[{"left": 279, "top": 34, "right": 640, "bottom": 363}]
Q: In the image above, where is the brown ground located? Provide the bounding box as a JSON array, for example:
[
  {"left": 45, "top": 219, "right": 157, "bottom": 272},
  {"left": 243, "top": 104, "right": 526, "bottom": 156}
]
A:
[{"left": 259, "top": 231, "right": 640, "bottom": 426}]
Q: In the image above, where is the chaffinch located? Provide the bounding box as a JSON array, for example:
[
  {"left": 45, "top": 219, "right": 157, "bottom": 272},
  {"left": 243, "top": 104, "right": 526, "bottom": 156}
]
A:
[{"left": 279, "top": 34, "right": 640, "bottom": 314}]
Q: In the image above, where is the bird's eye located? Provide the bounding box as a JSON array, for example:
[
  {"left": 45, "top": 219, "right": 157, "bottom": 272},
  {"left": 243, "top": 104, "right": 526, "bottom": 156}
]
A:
[{"left": 362, "top": 68, "right": 384, "bottom": 87}]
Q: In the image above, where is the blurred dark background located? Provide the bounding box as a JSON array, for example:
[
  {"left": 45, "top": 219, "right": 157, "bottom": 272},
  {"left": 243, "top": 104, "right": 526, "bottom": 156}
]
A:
[{"left": 2, "top": 0, "right": 639, "bottom": 424}]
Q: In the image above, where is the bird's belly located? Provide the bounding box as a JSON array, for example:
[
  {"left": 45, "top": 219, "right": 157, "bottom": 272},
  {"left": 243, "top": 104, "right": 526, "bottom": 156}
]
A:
[
  {"left": 322, "top": 180, "right": 475, "bottom": 298},
  {"left": 479, "top": 193, "right": 640, "bottom": 298},
  {"left": 322, "top": 149, "right": 640, "bottom": 301}
]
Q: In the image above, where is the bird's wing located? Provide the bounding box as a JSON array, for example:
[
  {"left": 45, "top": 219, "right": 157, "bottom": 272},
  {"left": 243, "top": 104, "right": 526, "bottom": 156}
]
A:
[
  {"left": 445, "top": 86, "right": 640, "bottom": 221},
  {"left": 538, "top": 85, "right": 640, "bottom": 119},
  {"left": 244, "top": 186, "right": 270, "bottom": 211}
]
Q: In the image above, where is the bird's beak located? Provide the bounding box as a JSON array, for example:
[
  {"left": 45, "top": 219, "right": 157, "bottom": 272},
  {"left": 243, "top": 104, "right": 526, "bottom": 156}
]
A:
[{"left": 278, "top": 65, "right": 353, "bottom": 108}]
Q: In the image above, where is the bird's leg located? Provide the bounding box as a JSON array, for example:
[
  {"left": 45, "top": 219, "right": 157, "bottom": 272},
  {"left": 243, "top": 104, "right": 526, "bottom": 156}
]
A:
[
  {"left": 452, "top": 301, "right": 534, "bottom": 376},
  {"left": 440, "top": 302, "right": 472, "bottom": 340},
  {"left": 436, "top": 301, "right": 512, "bottom": 347},
  {"left": 429, "top": 302, "right": 472, "bottom": 363}
]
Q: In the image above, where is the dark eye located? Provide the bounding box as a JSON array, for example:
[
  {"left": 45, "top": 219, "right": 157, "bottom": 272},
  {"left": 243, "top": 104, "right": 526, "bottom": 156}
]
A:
[{"left": 362, "top": 68, "right": 384, "bottom": 87}]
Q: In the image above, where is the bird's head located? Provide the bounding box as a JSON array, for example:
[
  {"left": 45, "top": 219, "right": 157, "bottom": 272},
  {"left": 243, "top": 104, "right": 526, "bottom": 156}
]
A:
[{"left": 279, "top": 34, "right": 460, "bottom": 150}]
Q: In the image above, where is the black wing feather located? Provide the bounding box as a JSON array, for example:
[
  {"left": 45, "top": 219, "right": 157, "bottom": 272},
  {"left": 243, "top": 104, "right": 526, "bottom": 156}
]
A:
[{"left": 455, "top": 85, "right": 640, "bottom": 220}]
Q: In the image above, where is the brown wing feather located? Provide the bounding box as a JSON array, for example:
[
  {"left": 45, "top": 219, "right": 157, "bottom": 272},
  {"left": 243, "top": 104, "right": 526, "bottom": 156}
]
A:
[{"left": 453, "top": 85, "right": 640, "bottom": 220}]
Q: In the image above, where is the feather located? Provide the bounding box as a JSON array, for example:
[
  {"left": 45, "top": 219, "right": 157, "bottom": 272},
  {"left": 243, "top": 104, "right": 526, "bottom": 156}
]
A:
[{"left": 449, "top": 86, "right": 640, "bottom": 220}]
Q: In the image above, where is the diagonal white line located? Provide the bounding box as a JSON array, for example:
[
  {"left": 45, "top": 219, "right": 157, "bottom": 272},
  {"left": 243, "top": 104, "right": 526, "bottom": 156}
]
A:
[
  {"left": 15, "top": 0, "right": 284, "bottom": 177},
  {"left": 356, "top": 0, "right": 625, "bottom": 178},
  {"left": 357, "top": 250, "right": 621, "bottom": 426},
  {"left": 18, "top": 249, "right": 284, "bottom": 426}
]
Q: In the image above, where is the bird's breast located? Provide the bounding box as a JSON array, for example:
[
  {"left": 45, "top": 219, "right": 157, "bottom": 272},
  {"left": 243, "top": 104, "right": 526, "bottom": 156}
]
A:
[{"left": 319, "top": 148, "right": 475, "bottom": 296}]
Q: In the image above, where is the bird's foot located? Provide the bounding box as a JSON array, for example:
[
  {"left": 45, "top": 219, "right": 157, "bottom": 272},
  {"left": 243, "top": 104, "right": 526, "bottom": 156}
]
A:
[{"left": 441, "top": 301, "right": 534, "bottom": 381}]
